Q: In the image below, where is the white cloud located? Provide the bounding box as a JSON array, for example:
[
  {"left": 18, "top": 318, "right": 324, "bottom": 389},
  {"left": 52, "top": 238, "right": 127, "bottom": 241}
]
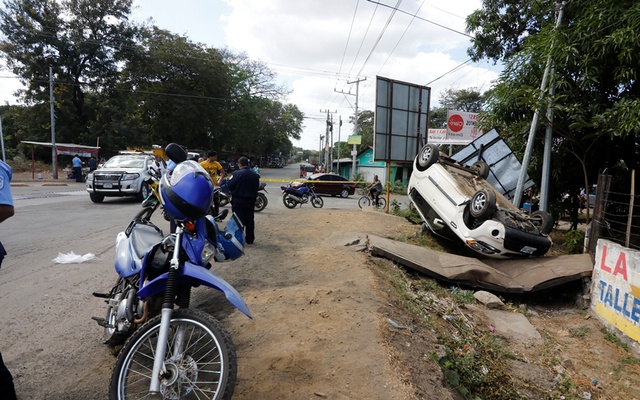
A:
[{"left": 1, "top": 0, "right": 502, "bottom": 150}]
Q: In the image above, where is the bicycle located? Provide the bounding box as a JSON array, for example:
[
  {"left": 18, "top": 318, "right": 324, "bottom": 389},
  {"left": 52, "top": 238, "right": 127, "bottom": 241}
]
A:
[{"left": 358, "top": 191, "right": 386, "bottom": 209}]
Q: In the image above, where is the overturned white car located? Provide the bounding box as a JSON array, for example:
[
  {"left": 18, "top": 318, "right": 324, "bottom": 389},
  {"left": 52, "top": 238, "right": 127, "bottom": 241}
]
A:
[{"left": 408, "top": 144, "right": 554, "bottom": 259}]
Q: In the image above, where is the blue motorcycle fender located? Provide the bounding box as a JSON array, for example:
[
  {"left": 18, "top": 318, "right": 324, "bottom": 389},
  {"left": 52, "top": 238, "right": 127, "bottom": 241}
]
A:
[{"left": 137, "top": 262, "right": 252, "bottom": 318}]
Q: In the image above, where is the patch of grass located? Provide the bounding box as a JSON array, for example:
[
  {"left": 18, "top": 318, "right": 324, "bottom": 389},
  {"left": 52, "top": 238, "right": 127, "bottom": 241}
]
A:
[
  {"left": 620, "top": 356, "right": 640, "bottom": 365},
  {"left": 601, "top": 327, "right": 629, "bottom": 351},
  {"left": 569, "top": 326, "right": 590, "bottom": 338},
  {"left": 563, "top": 230, "right": 585, "bottom": 254}
]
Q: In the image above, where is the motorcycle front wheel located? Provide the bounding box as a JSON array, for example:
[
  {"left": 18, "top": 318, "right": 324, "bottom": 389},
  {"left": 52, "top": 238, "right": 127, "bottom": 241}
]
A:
[
  {"left": 282, "top": 194, "right": 297, "bottom": 209},
  {"left": 255, "top": 193, "right": 268, "bottom": 212},
  {"left": 109, "top": 309, "right": 237, "bottom": 400},
  {"left": 311, "top": 196, "right": 324, "bottom": 208}
]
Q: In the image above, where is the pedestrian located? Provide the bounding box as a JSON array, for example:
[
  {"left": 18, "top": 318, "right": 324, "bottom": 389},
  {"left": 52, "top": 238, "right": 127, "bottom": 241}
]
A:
[
  {"left": 227, "top": 156, "right": 259, "bottom": 244},
  {"left": 88, "top": 156, "right": 97, "bottom": 172},
  {"left": 0, "top": 159, "right": 17, "bottom": 400},
  {"left": 72, "top": 154, "right": 83, "bottom": 182},
  {"left": 150, "top": 154, "right": 166, "bottom": 177},
  {"left": 200, "top": 151, "right": 226, "bottom": 185}
]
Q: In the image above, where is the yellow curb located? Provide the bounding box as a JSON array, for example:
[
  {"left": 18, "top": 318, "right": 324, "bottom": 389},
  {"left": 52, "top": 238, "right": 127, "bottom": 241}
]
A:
[{"left": 11, "top": 183, "right": 28, "bottom": 187}]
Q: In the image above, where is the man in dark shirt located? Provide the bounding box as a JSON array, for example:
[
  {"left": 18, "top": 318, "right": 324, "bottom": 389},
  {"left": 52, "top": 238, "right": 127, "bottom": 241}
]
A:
[{"left": 227, "top": 156, "right": 260, "bottom": 244}]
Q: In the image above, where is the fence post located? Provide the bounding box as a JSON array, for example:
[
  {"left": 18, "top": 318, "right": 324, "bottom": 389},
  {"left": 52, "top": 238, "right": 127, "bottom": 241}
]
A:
[
  {"left": 586, "top": 173, "right": 611, "bottom": 259},
  {"left": 626, "top": 169, "right": 635, "bottom": 248}
]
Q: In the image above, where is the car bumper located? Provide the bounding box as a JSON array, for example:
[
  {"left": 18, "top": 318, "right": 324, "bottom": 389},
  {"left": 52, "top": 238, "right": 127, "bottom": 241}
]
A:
[{"left": 86, "top": 180, "right": 141, "bottom": 196}]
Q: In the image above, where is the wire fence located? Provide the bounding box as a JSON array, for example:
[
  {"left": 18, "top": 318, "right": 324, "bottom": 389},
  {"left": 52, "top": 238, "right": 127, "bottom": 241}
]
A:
[{"left": 586, "top": 173, "right": 640, "bottom": 255}]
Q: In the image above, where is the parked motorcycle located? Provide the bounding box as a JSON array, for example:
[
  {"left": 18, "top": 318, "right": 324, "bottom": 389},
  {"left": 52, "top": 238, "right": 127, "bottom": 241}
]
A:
[
  {"left": 92, "top": 143, "right": 251, "bottom": 400},
  {"left": 216, "top": 178, "right": 268, "bottom": 212},
  {"left": 280, "top": 182, "right": 324, "bottom": 208}
]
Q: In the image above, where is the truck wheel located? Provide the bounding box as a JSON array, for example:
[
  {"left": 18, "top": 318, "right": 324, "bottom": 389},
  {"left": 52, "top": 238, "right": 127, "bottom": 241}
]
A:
[
  {"left": 136, "top": 183, "right": 150, "bottom": 202},
  {"left": 90, "top": 193, "right": 104, "bottom": 203}
]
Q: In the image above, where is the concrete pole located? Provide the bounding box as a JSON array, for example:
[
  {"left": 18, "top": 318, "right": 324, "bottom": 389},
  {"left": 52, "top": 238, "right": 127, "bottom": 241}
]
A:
[
  {"left": 50, "top": 66, "right": 58, "bottom": 179},
  {"left": 513, "top": 1, "right": 565, "bottom": 207}
]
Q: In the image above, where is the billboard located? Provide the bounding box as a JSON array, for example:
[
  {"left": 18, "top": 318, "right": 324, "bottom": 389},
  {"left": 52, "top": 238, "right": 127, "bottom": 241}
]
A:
[
  {"left": 374, "top": 76, "right": 430, "bottom": 162},
  {"left": 429, "top": 110, "right": 482, "bottom": 145}
]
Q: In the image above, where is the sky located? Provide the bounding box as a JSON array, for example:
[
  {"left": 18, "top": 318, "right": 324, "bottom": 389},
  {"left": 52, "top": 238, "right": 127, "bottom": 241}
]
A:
[{"left": 0, "top": 0, "right": 502, "bottom": 151}]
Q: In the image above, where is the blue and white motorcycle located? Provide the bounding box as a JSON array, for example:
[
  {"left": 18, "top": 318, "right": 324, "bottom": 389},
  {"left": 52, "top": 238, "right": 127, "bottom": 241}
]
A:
[{"left": 93, "top": 143, "right": 251, "bottom": 400}]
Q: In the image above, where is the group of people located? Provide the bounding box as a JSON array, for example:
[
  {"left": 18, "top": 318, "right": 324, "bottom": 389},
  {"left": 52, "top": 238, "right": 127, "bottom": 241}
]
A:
[{"left": 71, "top": 154, "right": 100, "bottom": 182}]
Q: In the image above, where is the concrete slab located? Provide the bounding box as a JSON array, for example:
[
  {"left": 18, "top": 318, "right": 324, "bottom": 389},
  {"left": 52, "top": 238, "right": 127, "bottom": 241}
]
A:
[
  {"left": 366, "top": 234, "right": 593, "bottom": 293},
  {"left": 481, "top": 308, "right": 542, "bottom": 344}
]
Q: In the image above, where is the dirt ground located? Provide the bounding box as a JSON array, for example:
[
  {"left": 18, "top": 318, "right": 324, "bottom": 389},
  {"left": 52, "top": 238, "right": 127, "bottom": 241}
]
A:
[
  {"left": 209, "top": 205, "right": 639, "bottom": 400},
  {"left": 6, "top": 169, "right": 640, "bottom": 399}
]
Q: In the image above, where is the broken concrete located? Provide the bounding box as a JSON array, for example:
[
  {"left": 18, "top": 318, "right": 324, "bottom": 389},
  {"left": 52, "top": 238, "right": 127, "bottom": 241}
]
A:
[{"left": 366, "top": 234, "right": 593, "bottom": 293}]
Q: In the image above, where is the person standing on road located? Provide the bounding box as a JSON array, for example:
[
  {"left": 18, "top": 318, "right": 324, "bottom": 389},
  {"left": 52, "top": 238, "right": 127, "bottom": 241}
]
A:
[
  {"left": 150, "top": 154, "right": 166, "bottom": 177},
  {"left": 88, "top": 156, "right": 97, "bottom": 172},
  {"left": 0, "top": 159, "right": 17, "bottom": 400},
  {"left": 200, "top": 151, "right": 226, "bottom": 185},
  {"left": 227, "top": 156, "right": 259, "bottom": 244},
  {"left": 72, "top": 154, "right": 83, "bottom": 182}
]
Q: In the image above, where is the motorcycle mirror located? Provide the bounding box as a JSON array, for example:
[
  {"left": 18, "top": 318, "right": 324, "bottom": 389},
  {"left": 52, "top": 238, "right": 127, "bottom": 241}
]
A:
[
  {"left": 216, "top": 208, "right": 229, "bottom": 221},
  {"left": 165, "top": 143, "right": 187, "bottom": 164}
]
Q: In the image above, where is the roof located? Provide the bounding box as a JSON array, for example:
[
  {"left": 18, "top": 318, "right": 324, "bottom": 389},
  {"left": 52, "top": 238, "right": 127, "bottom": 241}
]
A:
[{"left": 21, "top": 141, "right": 100, "bottom": 157}]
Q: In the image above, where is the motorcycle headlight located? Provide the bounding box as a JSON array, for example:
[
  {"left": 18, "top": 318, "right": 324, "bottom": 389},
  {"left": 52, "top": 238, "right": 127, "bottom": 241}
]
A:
[{"left": 200, "top": 241, "right": 218, "bottom": 265}]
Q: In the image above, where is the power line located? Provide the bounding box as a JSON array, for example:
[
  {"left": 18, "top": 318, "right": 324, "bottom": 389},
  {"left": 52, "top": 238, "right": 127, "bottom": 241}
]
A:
[{"left": 365, "top": 0, "right": 474, "bottom": 39}]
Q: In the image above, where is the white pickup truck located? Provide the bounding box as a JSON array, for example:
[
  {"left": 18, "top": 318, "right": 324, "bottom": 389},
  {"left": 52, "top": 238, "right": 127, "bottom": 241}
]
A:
[{"left": 85, "top": 154, "right": 155, "bottom": 203}]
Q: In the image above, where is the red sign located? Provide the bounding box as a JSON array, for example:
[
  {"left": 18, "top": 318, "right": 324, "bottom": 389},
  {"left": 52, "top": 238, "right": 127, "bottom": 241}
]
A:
[{"left": 447, "top": 114, "right": 464, "bottom": 132}]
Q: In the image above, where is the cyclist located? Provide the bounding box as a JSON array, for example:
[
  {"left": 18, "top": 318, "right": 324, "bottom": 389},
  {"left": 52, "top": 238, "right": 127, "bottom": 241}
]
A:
[{"left": 366, "top": 175, "right": 383, "bottom": 205}]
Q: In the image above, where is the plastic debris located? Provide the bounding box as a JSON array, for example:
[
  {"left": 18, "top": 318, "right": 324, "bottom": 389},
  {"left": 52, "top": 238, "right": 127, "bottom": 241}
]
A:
[
  {"left": 53, "top": 251, "right": 99, "bottom": 264},
  {"left": 387, "top": 318, "right": 415, "bottom": 332}
]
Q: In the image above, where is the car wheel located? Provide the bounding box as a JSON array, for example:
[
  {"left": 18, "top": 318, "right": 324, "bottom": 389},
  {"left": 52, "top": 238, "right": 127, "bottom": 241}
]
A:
[
  {"left": 136, "top": 182, "right": 150, "bottom": 202},
  {"left": 472, "top": 161, "right": 490, "bottom": 179},
  {"left": 530, "top": 210, "right": 554, "bottom": 234},
  {"left": 340, "top": 188, "right": 349, "bottom": 198},
  {"left": 469, "top": 189, "right": 496, "bottom": 220},
  {"left": 89, "top": 193, "right": 104, "bottom": 203},
  {"left": 416, "top": 144, "right": 440, "bottom": 171}
]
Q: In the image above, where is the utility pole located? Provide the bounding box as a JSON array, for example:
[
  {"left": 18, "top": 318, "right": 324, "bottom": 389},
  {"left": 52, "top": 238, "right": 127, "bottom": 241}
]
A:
[
  {"left": 336, "top": 77, "right": 366, "bottom": 179},
  {"left": 319, "top": 134, "right": 324, "bottom": 166},
  {"left": 50, "top": 66, "right": 58, "bottom": 179},
  {"left": 320, "top": 109, "right": 337, "bottom": 172},
  {"left": 513, "top": 0, "right": 565, "bottom": 208},
  {"left": 337, "top": 116, "right": 342, "bottom": 175}
]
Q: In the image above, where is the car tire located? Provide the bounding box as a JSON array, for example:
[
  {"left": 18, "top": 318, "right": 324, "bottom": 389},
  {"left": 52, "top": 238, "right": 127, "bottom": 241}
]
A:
[
  {"left": 469, "top": 189, "right": 496, "bottom": 220},
  {"left": 136, "top": 182, "right": 150, "bottom": 202},
  {"left": 472, "top": 161, "right": 490, "bottom": 179},
  {"left": 530, "top": 210, "right": 554, "bottom": 234},
  {"left": 416, "top": 144, "right": 439, "bottom": 171},
  {"left": 89, "top": 192, "right": 104, "bottom": 203},
  {"left": 340, "top": 188, "right": 350, "bottom": 198}
]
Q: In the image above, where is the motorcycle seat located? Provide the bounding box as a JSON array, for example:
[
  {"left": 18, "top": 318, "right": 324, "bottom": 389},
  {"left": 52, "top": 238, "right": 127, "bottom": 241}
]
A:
[{"left": 130, "top": 223, "right": 164, "bottom": 259}]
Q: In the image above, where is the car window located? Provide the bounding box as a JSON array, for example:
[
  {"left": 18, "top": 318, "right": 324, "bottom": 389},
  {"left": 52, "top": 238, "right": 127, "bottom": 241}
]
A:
[{"left": 104, "top": 156, "right": 146, "bottom": 169}]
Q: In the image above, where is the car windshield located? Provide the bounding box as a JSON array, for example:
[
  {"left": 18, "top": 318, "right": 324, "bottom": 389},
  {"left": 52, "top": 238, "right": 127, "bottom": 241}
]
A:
[{"left": 103, "top": 156, "right": 147, "bottom": 169}]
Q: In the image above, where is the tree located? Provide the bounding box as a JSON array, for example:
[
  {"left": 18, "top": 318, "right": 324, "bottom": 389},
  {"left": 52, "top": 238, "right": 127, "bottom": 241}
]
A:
[
  {"left": 0, "top": 0, "right": 140, "bottom": 147},
  {"left": 121, "top": 27, "right": 232, "bottom": 150},
  {"left": 349, "top": 110, "right": 374, "bottom": 153},
  {"left": 467, "top": 0, "right": 640, "bottom": 201}
]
